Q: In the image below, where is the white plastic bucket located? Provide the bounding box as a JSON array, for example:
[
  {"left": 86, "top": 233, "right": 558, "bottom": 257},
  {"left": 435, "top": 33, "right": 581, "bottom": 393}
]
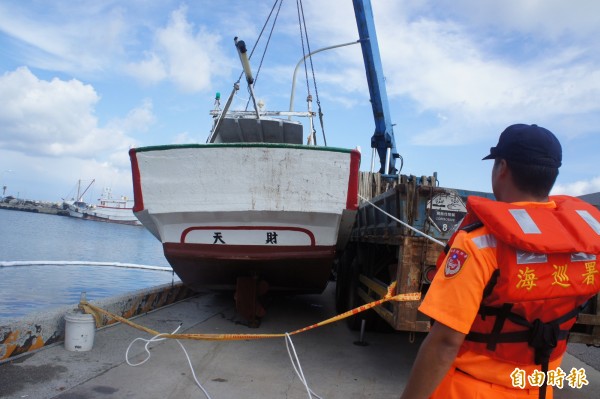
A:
[{"left": 64, "top": 311, "right": 96, "bottom": 352}]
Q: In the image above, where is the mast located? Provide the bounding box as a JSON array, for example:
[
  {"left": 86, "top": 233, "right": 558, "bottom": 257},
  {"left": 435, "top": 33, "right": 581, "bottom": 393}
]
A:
[
  {"left": 77, "top": 179, "right": 95, "bottom": 203},
  {"left": 235, "top": 37, "right": 261, "bottom": 119}
]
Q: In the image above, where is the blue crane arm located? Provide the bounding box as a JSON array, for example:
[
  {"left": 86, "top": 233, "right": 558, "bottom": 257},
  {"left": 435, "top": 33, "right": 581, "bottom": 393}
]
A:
[{"left": 353, "top": 0, "right": 399, "bottom": 174}]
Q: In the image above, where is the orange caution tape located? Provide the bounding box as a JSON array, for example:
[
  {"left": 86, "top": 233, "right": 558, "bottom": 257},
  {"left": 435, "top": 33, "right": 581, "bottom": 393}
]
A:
[{"left": 79, "top": 282, "right": 420, "bottom": 341}]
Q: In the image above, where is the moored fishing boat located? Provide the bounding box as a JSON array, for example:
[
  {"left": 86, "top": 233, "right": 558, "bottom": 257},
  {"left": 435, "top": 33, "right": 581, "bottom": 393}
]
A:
[
  {"left": 65, "top": 183, "right": 141, "bottom": 226},
  {"left": 129, "top": 3, "right": 361, "bottom": 322},
  {"left": 130, "top": 143, "right": 359, "bottom": 293}
]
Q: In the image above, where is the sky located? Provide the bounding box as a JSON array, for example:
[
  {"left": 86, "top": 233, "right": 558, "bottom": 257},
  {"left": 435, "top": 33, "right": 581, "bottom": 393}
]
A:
[{"left": 1, "top": 0, "right": 599, "bottom": 203}]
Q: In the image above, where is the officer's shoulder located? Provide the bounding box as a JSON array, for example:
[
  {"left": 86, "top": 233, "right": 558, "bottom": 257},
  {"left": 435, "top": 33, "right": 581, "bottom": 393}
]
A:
[
  {"left": 454, "top": 221, "right": 490, "bottom": 247},
  {"left": 460, "top": 221, "right": 484, "bottom": 233}
]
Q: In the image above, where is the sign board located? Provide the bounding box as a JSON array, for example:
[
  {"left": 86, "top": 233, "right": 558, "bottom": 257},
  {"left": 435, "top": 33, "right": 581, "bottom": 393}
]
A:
[{"left": 427, "top": 191, "right": 467, "bottom": 234}]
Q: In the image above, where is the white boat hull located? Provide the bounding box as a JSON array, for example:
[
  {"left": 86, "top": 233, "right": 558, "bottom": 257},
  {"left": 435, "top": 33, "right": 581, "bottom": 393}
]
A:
[
  {"left": 68, "top": 205, "right": 141, "bottom": 226},
  {"left": 130, "top": 143, "right": 360, "bottom": 293}
]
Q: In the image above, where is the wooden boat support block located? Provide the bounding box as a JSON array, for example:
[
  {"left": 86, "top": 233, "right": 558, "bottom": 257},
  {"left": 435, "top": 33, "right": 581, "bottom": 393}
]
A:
[
  {"left": 576, "top": 313, "right": 600, "bottom": 326},
  {"left": 234, "top": 276, "right": 268, "bottom": 328},
  {"left": 569, "top": 294, "right": 600, "bottom": 345},
  {"left": 569, "top": 324, "right": 600, "bottom": 346},
  {"left": 0, "top": 283, "right": 196, "bottom": 363},
  {"left": 569, "top": 333, "right": 600, "bottom": 346}
]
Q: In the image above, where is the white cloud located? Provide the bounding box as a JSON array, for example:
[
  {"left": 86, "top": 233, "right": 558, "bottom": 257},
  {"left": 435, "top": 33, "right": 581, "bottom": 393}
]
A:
[
  {"left": 441, "top": 0, "right": 600, "bottom": 41},
  {"left": 172, "top": 132, "right": 196, "bottom": 145},
  {"left": 107, "top": 98, "right": 156, "bottom": 134},
  {"left": 124, "top": 53, "right": 167, "bottom": 85},
  {"left": 0, "top": 150, "right": 135, "bottom": 202},
  {"left": 0, "top": 2, "right": 232, "bottom": 91},
  {"left": 125, "top": 5, "right": 231, "bottom": 92},
  {"left": 0, "top": 2, "right": 129, "bottom": 73},
  {"left": 553, "top": 176, "right": 600, "bottom": 197},
  {"left": 0, "top": 67, "right": 154, "bottom": 158},
  {"left": 399, "top": 20, "right": 597, "bottom": 120},
  {"left": 301, "top": 0, "right": 600, "bottom": 147},
  {"left": 0, "top": 67, "right": 104, "bottom": 157}
]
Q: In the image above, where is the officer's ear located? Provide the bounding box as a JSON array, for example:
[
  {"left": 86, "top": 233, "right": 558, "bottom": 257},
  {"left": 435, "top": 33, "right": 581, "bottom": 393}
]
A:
[{"left": 494, "top": 158, "right": 509, "bottom": 178}]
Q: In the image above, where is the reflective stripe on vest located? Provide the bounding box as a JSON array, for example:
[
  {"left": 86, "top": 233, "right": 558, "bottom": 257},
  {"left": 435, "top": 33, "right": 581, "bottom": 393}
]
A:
[
  {"left": 472, "top": 234, "right": 496, "bottom": 250},
  {"left": 509, "top": 209, "right": 541, "bottom": 234},
  {"left": 577, "top": 209, "right": 600, "bottom": 235},
  {"left": 572, "top": 252, "right": 597, "bottom": 262}
]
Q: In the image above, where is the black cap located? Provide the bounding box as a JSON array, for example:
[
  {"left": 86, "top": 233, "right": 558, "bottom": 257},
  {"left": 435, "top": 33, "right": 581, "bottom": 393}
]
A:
[{"left": 482, "top": 123, "right": 562, "bottom": 168}]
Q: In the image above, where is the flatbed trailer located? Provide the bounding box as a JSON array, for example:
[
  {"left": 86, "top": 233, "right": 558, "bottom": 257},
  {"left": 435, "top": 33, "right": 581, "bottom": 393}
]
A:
[{"left": 335, "top": 172, "right": 600, "bottom": 345}]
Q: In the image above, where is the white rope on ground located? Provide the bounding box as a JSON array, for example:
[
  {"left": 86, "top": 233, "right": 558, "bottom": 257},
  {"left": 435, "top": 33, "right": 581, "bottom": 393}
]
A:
[
  {"left": 126, "top": 324, "right": 213, "bottom": 399},
  {"left": 358, "top": 194, "right": 445, "bottom": 247},
  {"left": 125, "top": 326, "right": 323, "bottom": 399},
  {"left": 0, "top": 260, "right": 172, "bottom": 271},
  {"left": 285, "top": 333, "right": 323, "bottom": 399}
]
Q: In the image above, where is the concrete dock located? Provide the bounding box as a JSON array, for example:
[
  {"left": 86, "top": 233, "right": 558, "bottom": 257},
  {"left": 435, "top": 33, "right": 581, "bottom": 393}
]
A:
[{"left": 1, "top": 284, "right": 599, "bottom": 399}]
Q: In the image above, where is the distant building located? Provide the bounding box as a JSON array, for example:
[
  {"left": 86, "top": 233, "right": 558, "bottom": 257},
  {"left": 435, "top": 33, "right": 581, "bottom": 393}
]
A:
[{"left": 578, "top": 192, "right": 600, "bottom": 210}]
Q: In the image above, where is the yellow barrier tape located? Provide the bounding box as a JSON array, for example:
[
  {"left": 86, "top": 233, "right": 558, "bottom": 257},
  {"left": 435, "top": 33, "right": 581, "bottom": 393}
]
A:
[{"left": 79, "top": 281, "right": 420, "bottom": 341}]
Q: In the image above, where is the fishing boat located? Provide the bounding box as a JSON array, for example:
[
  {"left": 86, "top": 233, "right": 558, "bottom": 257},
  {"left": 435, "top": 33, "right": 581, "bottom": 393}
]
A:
[
  {"left": 62, "top": 179, "right": 95, "bottom": 217},
  {"left": 65, "top": 181, "right": 141, "bottom": 226},
  {"left": 129, "top": 4, "right": 361, "bottom": 322},
  {"left": 130, "top": 143, "right": 359, "bottom": 290}
]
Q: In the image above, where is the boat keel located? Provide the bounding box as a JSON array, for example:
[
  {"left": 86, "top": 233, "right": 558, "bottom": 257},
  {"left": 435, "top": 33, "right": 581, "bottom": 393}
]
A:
[{"left": 234, "top": 276, "right": 269, "bottom": 328}]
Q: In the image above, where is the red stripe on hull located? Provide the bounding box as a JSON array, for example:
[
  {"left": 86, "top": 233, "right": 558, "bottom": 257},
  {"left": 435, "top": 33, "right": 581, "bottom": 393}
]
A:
[
  {"left": 163, "top": 243, "right": 335, "bottom": 294},
  {"left": 346, "top": 149, "right": 361, "bottom": 210},
  {"left": 128, "top": 149, "right": 144, "bottom": 213}
]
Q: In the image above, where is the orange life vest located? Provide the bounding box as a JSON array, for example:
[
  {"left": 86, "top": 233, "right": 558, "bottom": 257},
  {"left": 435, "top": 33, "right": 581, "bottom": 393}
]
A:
[{"left": 453, "top": 196, "right": 600, "bottom": 398}]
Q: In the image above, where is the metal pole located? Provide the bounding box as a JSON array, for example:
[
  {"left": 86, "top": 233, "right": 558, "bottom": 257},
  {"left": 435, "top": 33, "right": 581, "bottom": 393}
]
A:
[
  {"left": 370, "top": 148, "right": 376, "bottom": 173},
  {"left": 288, "top": 40, "right": 360, "bottom": 118},
  {"left": 384, "top": 147, "right": 391, "bottom": 175},
  {"left": 207, "top": 83, "right": 239, "bottom": 143},
  {"left": 306, "top": 95, "right": 315, "bottom": 145},
  {"left": 235, "top": 37, "right": 261, "bottom": 119},
  {"left": 354, "top": 319, "right": 369, "bottom": 346}
]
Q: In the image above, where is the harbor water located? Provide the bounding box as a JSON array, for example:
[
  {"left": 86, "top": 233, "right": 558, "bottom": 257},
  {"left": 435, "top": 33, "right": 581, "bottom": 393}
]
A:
[{"left": 0, "top": 208, "right": 179, "bottom": 320}]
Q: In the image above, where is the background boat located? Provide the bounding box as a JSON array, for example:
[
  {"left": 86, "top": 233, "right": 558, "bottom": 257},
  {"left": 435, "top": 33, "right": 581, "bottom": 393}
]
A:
[{"left": 65, "top": 182, "right": 141, "bottom": 226}]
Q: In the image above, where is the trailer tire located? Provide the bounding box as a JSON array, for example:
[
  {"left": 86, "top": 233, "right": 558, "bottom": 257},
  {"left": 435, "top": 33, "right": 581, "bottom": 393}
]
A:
[
  {"left": 335, "top": 248, "right": 354, "bottom": 313},
  {"left": 345, "top": 257, "right": 380, "bottom": 330}
]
